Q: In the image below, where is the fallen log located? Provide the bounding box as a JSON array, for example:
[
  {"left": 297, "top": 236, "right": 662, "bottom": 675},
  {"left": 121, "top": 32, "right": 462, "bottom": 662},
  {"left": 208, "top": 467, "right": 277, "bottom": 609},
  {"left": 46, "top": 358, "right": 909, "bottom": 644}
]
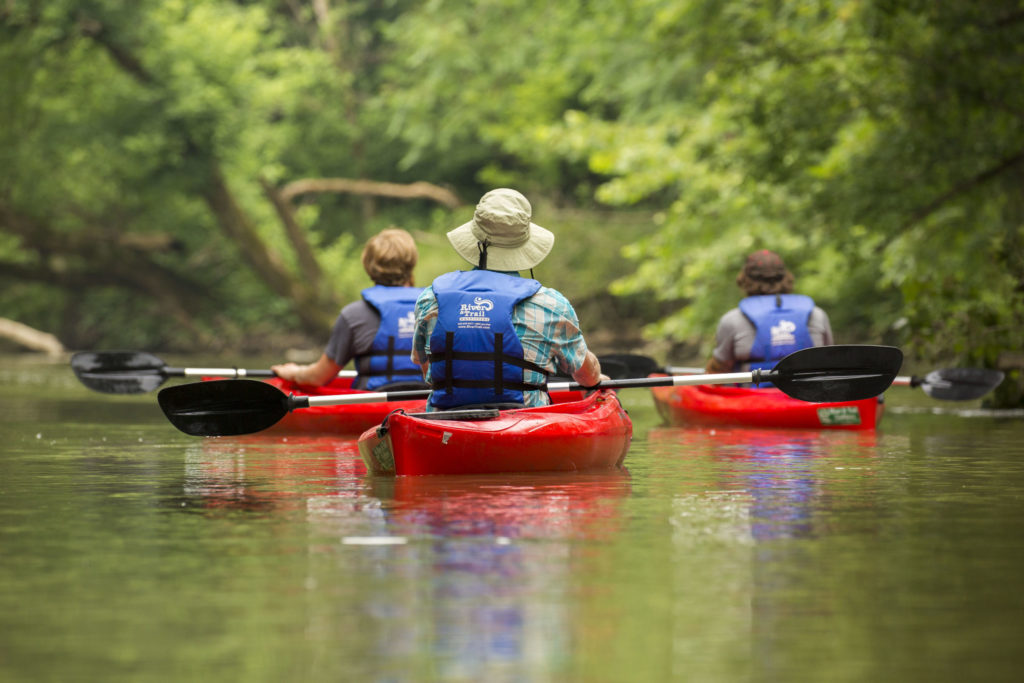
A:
[{"left": 0, "top": 318, "right": 65, "bottom": 356}]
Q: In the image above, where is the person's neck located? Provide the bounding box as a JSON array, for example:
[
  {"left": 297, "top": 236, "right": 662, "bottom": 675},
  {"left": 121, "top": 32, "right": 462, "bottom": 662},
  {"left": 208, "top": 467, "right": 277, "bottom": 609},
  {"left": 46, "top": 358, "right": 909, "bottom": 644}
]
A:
[{"left": 473, "top": 267, "right": 521, "bottom": 277}]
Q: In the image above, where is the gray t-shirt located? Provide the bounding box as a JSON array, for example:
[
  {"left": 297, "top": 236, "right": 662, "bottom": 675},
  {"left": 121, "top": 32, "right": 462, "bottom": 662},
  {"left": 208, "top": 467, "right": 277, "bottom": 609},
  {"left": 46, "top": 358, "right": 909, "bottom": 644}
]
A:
[
  {"left": 711, "top": 305, "right": 833, "bottom": 371},
  {"left": 324, "top": 300, "right": 381, "bottom": 369}
]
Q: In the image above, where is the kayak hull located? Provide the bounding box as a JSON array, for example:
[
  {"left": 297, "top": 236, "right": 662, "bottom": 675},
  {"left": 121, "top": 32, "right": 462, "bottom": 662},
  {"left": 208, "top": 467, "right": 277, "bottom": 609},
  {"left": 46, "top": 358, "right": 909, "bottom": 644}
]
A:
[
  {"left": 204, "top": 377, "right": 585, "bottom": 436},
  {"left": 651, "top": 383, "right": 882, "bottom": 430},
  {"left": 357, "top": 390, "right": 633, "bottom": 476}
]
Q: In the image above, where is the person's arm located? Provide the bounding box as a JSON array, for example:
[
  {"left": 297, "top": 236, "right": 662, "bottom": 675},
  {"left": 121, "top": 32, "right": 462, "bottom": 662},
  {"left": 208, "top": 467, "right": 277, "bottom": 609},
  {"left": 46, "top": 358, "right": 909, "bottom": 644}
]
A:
[
  {"left": 705, "top": 355, "right": 732, "bottom": 373},
  {"left": 810, "top": 307, "right": 834, "bottom": 346},
  {"left": 705, "top": 311, "right": 738, "bottom": 373},
  {"left": 572, "top": 350, "right": 604, "bottom": 387},
  {"left": 271, "top": 353, "right": 343, "bottom": 387},
  {"left": 410, "top": 287, "right": 437, "bottom": 380},
  {"left": 535, "top": 289, "right": 607, "bottom": 388}
]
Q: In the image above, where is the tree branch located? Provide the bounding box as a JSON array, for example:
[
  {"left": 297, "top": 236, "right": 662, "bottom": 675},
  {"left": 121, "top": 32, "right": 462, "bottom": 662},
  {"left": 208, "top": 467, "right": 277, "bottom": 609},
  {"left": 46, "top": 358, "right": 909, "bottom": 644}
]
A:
[
  {"left": 902, "top": 149, "right": 1024, "bottom": 231},
  {"left": 259, "top": 176, "right": 323, "bottom": 294},
  {"left": 311, "top": 0, "right": 342, "bottom": 64},
  {"left": 280, "top": 177, "right": 462, "bottom": 208},
  {"left": 203, "top": 166, "right": 333, "bottom": 335},
  {"left": 77, "top": 17, "right": 154, "bottom": 85},
  {"left": 0, "top": 258, "right": 215, "bottom": 346}
]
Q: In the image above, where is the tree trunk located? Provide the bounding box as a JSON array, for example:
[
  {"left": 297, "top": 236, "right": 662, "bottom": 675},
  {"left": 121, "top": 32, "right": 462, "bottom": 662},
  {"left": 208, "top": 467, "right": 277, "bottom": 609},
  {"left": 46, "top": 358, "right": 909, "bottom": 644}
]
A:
[{"left": 203, "top": 166, "right": 335, "bottom": 336}]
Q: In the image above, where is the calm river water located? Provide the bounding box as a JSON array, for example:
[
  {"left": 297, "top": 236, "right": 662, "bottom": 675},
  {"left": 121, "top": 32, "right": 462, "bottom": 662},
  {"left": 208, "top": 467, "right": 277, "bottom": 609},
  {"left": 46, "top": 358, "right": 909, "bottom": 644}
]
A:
[{"left": 2, "top": 354, "right": 1023, "bottom": 682}]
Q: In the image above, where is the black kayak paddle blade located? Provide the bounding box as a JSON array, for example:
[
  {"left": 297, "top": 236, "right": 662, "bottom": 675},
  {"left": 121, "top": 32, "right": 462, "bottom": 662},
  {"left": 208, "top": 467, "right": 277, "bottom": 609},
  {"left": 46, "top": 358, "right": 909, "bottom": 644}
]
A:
[
  {"left": 158, "top": 379, "right": 290, "bottom": 436},
  {"left": 769, "top": 345, "right": 903, "bottom": 402},
  {"left": 71, "top": 350, "right": 169, "bottom": 394},
  {"left": 918, "top": 367, "right": 1004, "bottom": 401}
]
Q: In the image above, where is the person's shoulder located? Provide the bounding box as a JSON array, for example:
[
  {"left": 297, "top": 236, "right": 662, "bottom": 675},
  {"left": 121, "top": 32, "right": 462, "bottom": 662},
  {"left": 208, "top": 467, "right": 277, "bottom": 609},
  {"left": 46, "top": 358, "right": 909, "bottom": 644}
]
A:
[
  {"left": 531, "top": 285, "right": 574, "bottom": 310},
  {"left": 415, "top": 285, "right": 437, "bottom": 304},
  {"left": 720, "top": 307, "right": 745, "bottom": 323},
  {"left": 341, "top": 299, "right": 373, "bottom": 317},
  {"left": 810, "top": 306, "right": 831, "bottom": 322}
]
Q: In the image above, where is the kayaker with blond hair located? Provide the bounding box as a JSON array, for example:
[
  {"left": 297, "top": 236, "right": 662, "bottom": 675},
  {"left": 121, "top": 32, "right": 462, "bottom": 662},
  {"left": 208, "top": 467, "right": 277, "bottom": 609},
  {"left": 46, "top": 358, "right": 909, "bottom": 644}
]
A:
[
  {"left": 411, "top": 188, "right": 605, "bottom": 410},
  {"left": 705, "top": 249, "right": 834, "bottom": 374},
  {"left": 272, "top": 228, "right": 427, "bottom": 390}
]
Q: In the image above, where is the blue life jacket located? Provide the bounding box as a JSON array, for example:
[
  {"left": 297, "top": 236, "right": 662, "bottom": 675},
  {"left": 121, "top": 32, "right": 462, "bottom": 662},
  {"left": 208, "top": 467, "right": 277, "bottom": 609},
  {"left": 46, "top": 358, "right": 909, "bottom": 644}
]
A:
[
  {"left": 739, "top": 294, "right": 816, "bottom": 374},
  {"left": 355, "top": 285, "right": 423, "bottom": 390},
  {"left": 427, "top": 270, "right": 550, "bottom": 410}
]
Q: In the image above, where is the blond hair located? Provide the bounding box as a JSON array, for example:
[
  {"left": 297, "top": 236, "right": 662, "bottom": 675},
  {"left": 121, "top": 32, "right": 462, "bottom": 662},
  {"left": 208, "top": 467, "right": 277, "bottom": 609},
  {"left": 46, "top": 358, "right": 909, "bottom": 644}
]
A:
[{"left": 362, "top": 228, "right": 418, "bottom": 286}]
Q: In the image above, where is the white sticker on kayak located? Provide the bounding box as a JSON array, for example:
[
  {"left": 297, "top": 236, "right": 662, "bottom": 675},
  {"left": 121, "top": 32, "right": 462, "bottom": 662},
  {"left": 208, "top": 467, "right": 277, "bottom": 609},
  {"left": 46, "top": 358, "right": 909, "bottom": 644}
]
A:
[
  {"left": 441, "top": 431, "right": 452, "bottom": 445},
  {"left": 817, "top": 406, "right": 861, "bottom": 426}
]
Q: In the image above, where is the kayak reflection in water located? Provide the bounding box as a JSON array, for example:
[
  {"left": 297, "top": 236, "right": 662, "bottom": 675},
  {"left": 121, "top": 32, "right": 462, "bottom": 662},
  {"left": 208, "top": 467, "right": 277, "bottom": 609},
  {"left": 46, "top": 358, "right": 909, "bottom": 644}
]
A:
[
  {"left": 706, "top": 249, "right": 834, "bottom": 377},
  {"left": 272, "top": 228, "right": 428, "bottom": 392},
  {"left": 411, "top": 188, "right": 606, "bottom": 411}
]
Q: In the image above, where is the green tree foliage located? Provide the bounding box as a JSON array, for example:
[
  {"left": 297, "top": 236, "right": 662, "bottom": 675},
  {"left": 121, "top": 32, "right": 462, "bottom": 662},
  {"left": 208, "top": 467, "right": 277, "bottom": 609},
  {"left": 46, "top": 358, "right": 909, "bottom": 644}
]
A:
[
  {"left": 0, "top": 0, "right": 437, "bottom": 351},
  {"left": 534, "top": 0, "right": 1023, "bottom": 371},
  {"left": 378, "top": 0, "right": 1023, "bottom": 401},
  {"left": 1, "top": 0, "right": 1021, "bottom": 406}
]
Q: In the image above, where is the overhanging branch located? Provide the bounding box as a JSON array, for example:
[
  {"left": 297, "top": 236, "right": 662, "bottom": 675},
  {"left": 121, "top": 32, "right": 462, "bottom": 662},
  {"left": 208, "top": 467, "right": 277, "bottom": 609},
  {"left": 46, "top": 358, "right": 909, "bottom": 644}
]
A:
[
  {"left": 901, "top": 149, "right": 1024, "bottom": 231},
  {"left": 280, "top": 177, "right": 461, "bottom": 208}
]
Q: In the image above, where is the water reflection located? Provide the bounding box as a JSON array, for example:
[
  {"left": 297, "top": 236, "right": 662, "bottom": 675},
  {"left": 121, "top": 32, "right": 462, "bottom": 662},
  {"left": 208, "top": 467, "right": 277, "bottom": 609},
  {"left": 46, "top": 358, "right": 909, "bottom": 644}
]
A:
[
  {"left": 183, "top": 435, "right": 366, "bottom": 513},
  {"left": 354, "top": 471, "right": 631, "bottom": 679},
  {"left": 646, "top": 425, "right": 883, "bottom": 678},
  {"left": 181, "top": 434, "right": 632, "bottom": 679},
  {"left": 648, "top": 426, "right": 879, "bottom": 540}
]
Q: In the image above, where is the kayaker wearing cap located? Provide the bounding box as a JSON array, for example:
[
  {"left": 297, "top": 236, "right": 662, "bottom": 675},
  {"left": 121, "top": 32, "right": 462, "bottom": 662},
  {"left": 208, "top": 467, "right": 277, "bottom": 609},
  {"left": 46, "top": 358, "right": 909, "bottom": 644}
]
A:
[
  {"left": 272, "top": 228, "right": 427, "bottom": 390},
  {"left": 411, "top": 188, "right": 605, "bottom": 411},
  {"left": 706, "top": 249, "right": 834, "bottom": 374}
]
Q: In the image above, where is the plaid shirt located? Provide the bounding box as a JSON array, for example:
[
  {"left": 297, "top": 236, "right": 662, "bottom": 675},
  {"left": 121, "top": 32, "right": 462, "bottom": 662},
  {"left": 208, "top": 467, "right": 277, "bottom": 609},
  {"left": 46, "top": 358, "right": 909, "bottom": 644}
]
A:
[{"left": 411, "top": 271, "right": 590, "bottom": 408}]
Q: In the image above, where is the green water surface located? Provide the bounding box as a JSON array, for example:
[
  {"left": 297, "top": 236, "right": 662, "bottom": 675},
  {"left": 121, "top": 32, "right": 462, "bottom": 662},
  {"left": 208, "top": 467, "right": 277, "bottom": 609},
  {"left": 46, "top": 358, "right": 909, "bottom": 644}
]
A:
[{"left": 1, "top": 355, "right": 1023, "bottom": 682}]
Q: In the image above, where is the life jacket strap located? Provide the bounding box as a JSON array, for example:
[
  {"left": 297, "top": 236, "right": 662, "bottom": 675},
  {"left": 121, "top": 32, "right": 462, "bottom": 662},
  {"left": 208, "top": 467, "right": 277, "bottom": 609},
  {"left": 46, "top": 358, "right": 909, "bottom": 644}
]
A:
[
  {"left": 355, "top": 337, "right": 422, "bottom": 377},
  {"left": 431, "top": 378, "right": 547, "bottom": 393},
  {"left": 444, "top": 331, "right": 454, "bottom": 394},
  {"left": 429, "top": 331, "right": 550, "bottom": 395},
  {"left": 427, "top": 350, "right": 551, "bottom": 376}
]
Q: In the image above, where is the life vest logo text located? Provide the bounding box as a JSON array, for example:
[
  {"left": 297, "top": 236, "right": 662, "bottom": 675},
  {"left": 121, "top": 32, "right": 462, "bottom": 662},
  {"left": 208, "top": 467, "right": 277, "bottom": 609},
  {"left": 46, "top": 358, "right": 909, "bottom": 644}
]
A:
[
  {"left": 458, "top": 297, "right": 494, "bottom": 329},
  {"left": 397, "top": 311, "right": 416, "bottom": 337},
  {"left": 459, "top": 298, "right": 494, "bottom": 317},
  {"left": 770, "top": 319, "right": 797, "bottom": 347}
]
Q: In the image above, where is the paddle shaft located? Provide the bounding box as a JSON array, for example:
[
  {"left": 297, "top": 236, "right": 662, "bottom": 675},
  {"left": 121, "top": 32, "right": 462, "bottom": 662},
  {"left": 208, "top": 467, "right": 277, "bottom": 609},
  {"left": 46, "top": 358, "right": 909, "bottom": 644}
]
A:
[
  {"left": 167, "top": 367, "right": 356, "bottom": 379},
  {"left": 665, "top": 365, "right": 925, "bottom": 386},
  {"left": 158, "top": 345, "right": 902, "bottom": 436},
  {"left": 664, "top": 366, "right": 947, "bottom": 390},
  {"left": 295, "top": 371, "right": 767, "bottom": 409},
  {"left": 72, "top": 350, "right": 361, "bottom": 396}
]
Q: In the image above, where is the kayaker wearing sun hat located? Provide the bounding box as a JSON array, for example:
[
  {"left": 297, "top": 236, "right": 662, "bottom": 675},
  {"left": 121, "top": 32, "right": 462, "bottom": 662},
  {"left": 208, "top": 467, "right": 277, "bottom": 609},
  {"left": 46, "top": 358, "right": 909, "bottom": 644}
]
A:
[
  {"left": 273, "top": 228, "right": 426, "bottom": 390},
  {"left": 411, "top": 188, "right": 604, "bottom": 410},
  {"left": 705, "top": 249, "right": 834, "bottom": 375}
]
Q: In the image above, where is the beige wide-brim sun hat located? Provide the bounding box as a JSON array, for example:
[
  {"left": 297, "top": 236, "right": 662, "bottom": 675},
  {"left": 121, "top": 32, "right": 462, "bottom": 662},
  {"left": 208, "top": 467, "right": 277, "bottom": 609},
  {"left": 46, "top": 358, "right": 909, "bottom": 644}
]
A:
[{"left": 446, "top": 188, "right": 555, "bottom": 271}]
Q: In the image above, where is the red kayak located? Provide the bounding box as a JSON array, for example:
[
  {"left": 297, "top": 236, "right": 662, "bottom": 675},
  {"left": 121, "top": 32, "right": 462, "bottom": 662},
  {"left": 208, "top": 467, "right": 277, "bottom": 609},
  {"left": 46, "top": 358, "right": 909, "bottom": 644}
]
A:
[
  {"left": 357, "top": 390, "right": 633, "bottom": 475},
  {"left": 234, "top": 377, "right": 586, "bottom": 436},
  {"left": 651, "top": 383, "right": 882, "bottom": 430}
]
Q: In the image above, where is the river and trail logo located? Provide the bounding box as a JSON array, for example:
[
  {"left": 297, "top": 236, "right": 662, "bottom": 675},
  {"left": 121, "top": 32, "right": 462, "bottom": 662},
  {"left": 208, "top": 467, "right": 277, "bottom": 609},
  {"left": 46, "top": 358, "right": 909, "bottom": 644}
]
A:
[
  {"left": 458, "top": 297, "right": 494, "bottom": 329},
  {"left": 770, "top": 319, "right": 798, "bottom": 348},
  {"left": 397, "top": 311, "right": 416, "bottom": 338}
]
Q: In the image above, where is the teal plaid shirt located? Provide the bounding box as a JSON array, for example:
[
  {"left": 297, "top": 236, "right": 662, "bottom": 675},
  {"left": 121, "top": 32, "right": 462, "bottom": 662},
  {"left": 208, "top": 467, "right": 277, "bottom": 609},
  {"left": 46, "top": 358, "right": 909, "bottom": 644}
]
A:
[{"left": 411, "top": 271, "right": 590, "bottom": 408}]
